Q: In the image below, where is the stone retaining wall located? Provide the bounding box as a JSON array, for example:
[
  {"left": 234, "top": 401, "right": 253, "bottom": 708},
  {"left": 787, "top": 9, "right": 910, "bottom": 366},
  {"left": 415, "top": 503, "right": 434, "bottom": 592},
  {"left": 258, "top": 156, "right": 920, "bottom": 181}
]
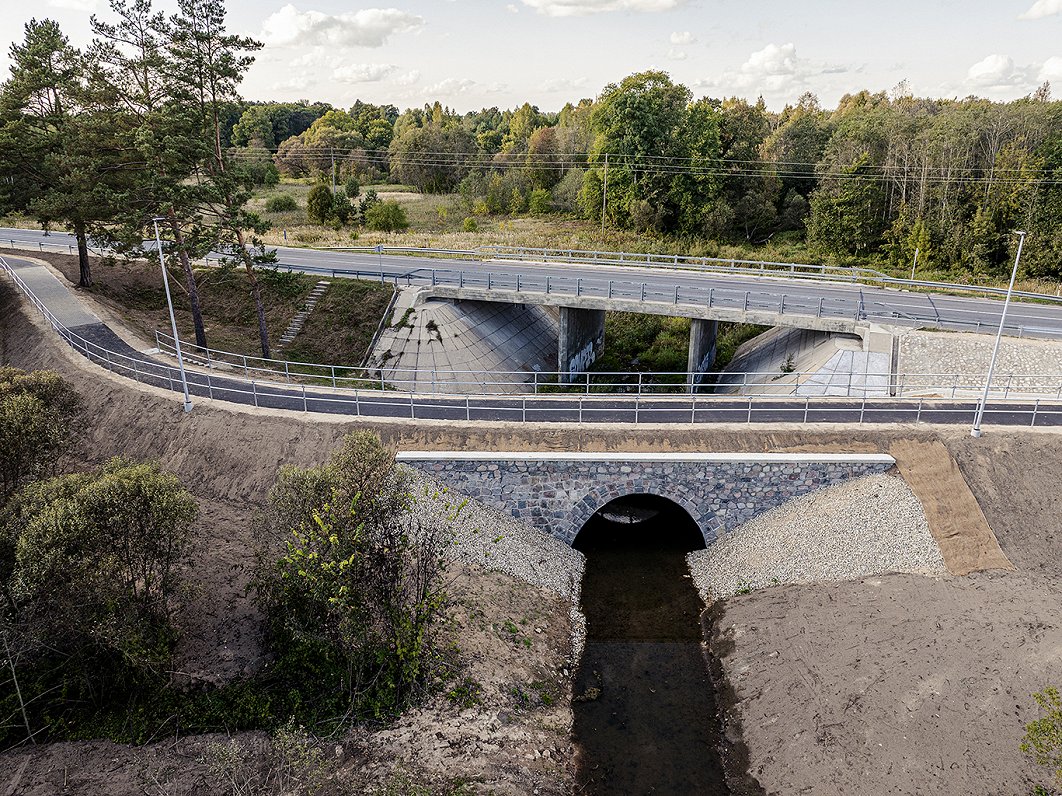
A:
[{"left": 399, "top": 453, "right": 895, "bottom": 544}]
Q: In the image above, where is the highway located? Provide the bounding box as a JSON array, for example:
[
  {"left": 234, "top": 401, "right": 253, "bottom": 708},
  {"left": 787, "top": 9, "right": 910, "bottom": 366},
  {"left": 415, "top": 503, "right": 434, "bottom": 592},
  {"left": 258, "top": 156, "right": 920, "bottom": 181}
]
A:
[{"left": 4, "top": 226, "right": 1062, "bottom": 340}]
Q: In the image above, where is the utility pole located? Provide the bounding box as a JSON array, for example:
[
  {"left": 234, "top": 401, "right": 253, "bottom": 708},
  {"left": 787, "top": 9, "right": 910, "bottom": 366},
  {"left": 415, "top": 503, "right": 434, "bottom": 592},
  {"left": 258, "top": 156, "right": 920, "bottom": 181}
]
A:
[
  {"left": 971, "top": 230, "right": 1026, "bottom": 438},
  {"left": 910, "top": 247, "right": 919, "bottom": 281},
  {"left": 331, "top": 152, "right": 336, "bottom": 194},
  {"left": 601, "top": 153, "right": 609, "bottom": 231},
  {"left": 152, "top": 218, "right": 193, "bottom": 413}
]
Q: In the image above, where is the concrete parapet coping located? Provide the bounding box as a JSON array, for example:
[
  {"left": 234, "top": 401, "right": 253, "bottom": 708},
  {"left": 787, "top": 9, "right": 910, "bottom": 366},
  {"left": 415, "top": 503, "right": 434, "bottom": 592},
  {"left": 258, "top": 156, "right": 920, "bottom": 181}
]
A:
[{"left": 396, "top": 451, "right": 896, "bottom": 465}]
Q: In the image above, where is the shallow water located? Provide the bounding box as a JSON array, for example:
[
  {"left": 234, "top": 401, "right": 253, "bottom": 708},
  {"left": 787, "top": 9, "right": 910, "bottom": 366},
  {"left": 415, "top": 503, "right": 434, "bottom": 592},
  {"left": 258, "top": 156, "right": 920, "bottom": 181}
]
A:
[{"left": 572, "top": 496, "right": 730, "bottom": 795}]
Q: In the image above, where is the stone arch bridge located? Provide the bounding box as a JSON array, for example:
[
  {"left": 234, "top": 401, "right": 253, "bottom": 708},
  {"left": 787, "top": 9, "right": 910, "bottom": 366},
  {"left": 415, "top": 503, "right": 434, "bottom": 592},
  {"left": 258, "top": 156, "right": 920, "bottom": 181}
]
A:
[{"left": 396, "top": 452, "right": 896, "bottom": 544}]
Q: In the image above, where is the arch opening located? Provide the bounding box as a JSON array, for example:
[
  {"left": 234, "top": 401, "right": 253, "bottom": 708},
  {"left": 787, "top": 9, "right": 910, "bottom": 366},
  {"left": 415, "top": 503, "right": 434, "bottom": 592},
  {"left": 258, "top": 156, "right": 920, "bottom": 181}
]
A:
[{"left": 573, "top": 493, "right": 705, "bottom": 557}]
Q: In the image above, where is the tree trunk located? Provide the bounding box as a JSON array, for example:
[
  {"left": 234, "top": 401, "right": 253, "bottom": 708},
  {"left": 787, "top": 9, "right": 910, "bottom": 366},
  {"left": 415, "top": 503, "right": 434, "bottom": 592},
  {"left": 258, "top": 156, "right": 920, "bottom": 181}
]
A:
[
  {"left": 169, "top": 217, "right": 208, "bottom": 350},
  {"left": 236, "top": 228, "right": 271, "bottom": 358},
  {"left": 250, "top": 276, "right": 270, "bottom": 359},
  {"left": 74, "top": 222, "right": 91, "bottom": 288}
]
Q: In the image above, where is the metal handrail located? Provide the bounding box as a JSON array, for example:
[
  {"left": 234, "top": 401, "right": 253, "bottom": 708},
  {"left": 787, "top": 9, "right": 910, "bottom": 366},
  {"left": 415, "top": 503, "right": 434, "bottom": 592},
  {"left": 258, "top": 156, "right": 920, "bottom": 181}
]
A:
[
  {"left": 154, "top": 329, "right": 1062, "bottom": 400},
  {"left": 323, "top": 243, "right": 1062, "bottom": 305}
]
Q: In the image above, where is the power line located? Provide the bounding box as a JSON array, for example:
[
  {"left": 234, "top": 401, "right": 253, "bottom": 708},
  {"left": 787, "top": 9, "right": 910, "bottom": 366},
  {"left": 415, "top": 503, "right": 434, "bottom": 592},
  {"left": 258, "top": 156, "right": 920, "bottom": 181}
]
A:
[{"left": 221, "top": 148, "right": 1062, "bottom": 187}]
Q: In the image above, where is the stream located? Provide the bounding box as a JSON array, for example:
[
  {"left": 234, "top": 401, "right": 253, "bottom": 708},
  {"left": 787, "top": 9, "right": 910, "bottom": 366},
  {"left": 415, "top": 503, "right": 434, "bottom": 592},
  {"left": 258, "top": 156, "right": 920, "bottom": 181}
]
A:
[{"left": 572, "top": 494, "right": 730, "bottom": 795}]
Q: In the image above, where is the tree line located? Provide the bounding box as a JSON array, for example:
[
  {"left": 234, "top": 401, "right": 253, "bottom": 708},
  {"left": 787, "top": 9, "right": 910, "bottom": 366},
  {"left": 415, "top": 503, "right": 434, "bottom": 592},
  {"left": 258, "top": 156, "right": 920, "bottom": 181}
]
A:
[{"left": 259, "top": 72, "right": 1061, "bottom": 278}]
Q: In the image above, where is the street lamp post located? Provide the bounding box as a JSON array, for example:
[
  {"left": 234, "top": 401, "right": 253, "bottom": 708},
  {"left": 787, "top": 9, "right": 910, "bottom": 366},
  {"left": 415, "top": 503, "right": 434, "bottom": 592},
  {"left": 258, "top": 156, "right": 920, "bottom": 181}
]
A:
[
  {"left": 970, "top": 230, "right": 1026, "bottom": 438},
  {"left": 152, "top": 218, "right": 193, "bottom": 413}
]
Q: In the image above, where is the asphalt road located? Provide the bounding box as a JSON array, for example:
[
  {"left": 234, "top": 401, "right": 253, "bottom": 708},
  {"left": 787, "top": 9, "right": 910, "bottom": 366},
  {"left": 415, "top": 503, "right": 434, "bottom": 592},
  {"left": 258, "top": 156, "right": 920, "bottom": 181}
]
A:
[{"left": 5, "top": 226, "right": 1062, "bottom": 340}]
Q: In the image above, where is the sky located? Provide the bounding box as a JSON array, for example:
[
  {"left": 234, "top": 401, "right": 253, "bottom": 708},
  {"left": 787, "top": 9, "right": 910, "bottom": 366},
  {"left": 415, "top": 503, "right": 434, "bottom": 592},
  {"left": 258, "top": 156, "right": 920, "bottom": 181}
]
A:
[{"left": 3, "top": 0, "right": 1061, "bottom": 113}]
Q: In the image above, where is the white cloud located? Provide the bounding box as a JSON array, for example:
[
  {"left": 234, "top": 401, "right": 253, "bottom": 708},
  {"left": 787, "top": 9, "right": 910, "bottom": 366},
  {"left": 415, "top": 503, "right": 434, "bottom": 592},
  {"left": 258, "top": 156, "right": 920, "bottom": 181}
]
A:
[
  {"left": 506, "top": 3, "right": 520, "bottom": 11},
  {"left": 1019, "top": 0, "right": 1062, "bottom": 19},
  {"left": 394, "top": 70, "right": 421, "bottom": 86},
  {"left": 272, "top": 75, "right": 313, "bottom": 92},
  {"left": 667, "top": 48, "right": 687, "bottom": 61},
  {"left": 669, "top": 30, "right": 695, "bottom": 45},
  {"left": 694, "top": 43, "right": 849, "bottom": 99},
  {"left": 741, "top": 42, "right": 800, "bottom": 82},
  {"left": 332, "top": 63, "right": 398, "bottom": 83},
  {"left": 541, "top": 76, "right": 590, "bottom": 92},
  {"left": 520, "top": 0, "right": 686, "bottom": 17},
  {"left": 260, "top": 5, "right": 424, "bottom": 48},
  {"left": 426, "top": 77, "right": 508, "bottom": 97},
  {"left": 1038, "top": 56, "right": 1062, "bottom": 83},
  {"left": 966, "top": 54, "right": 1027, "bottom": 87},
  {"left": 426, "top": 77, "right": 478, "bottom": 94}
]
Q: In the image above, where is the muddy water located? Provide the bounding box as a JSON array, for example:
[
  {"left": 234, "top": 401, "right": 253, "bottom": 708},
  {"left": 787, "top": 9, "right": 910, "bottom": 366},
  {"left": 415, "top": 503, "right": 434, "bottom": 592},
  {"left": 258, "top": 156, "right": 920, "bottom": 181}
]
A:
[{"left": 572, "top": 496, "right": 729, "bottom": 795}]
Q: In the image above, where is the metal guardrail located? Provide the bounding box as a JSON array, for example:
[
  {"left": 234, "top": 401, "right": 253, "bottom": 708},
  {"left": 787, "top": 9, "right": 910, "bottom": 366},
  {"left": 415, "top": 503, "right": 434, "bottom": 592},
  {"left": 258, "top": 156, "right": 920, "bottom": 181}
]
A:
[
  {"left": 154, "top": 329, "right": 1062, "bottom": 400},
  {"left": 327, "top": 244, "right": 1062, "bottom": 305},
  {"left": 4, "top": 253, "right": 1062, "bottom": 428},
  {"left": 262, "top": 260, "right": 1062, "bottom": 341}
]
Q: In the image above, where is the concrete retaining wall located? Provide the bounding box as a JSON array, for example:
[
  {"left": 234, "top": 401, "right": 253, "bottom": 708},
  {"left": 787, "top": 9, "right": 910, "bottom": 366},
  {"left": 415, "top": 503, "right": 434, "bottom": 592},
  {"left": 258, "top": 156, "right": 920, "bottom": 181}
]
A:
[{"left": 398, "top": 452, "right": 895, "bottom": 545}]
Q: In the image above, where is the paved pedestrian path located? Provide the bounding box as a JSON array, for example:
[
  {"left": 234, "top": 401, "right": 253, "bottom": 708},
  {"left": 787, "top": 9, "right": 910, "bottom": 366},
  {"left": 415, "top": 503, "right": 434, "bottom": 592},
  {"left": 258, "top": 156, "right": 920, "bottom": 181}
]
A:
[{"left": 5, "top": 254, "right": 100, "bottom": 329}]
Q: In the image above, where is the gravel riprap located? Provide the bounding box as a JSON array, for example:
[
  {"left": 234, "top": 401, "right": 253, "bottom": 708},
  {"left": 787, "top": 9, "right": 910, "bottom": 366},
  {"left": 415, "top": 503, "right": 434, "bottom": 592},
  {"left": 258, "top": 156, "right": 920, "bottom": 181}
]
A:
[
  {"left": 403, "top": 467, "right": 587, "bottom": 656},
  {"left": 687, "top": 473, "right": 945, "bottom": 602}
]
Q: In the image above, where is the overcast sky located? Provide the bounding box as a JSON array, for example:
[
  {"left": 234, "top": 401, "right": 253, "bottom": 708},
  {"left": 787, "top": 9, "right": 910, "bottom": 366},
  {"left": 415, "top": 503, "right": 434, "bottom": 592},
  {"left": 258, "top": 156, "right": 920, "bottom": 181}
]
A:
[{"left": 4, "top": 0, "right": 1061, "bottom": 112}]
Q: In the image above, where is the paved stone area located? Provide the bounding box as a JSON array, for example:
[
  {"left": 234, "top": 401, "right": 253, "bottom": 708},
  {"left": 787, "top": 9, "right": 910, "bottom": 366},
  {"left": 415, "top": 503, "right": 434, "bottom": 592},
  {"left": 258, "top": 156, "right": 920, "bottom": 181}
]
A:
[
  {"left": 898, "top": 330, "right": 1062, "bottom": 395},
  {"left": 399, "top": 453, "right": 895, "bottom": 545},
  {"left": 371, "top": 291, "right": 559, "bottom": 393}
]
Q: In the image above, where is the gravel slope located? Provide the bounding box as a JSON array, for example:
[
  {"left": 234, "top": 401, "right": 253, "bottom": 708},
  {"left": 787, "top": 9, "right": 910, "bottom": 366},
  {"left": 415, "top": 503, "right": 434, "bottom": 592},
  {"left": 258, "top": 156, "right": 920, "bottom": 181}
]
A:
[
  {"left": 688, "top": 473, "right": 945, "bottom": 600},
  {"left": 404, "top": 467, "right": 587, "bottom": 656}
]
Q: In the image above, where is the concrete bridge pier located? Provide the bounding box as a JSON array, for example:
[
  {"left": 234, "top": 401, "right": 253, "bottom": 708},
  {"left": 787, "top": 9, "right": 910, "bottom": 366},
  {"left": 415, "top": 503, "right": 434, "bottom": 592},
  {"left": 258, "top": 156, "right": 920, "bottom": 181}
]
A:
[
  {"left": 558, "top": 306, "right": 606, "bottom": 382},
  {"left": 687, "top": 318, "right": 719, "bottom": 391}
]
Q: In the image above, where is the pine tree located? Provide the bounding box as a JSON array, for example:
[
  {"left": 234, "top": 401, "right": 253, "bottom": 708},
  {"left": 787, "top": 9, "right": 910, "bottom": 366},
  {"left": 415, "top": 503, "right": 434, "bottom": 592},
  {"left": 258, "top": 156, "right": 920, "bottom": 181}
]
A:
[
  {"left": 91, "top": 0, "right": 212, "bottom": 349},
  {"left": 0, "top": 19, "right": 118, "bottom": 287},
  {"left": 166, "top": 0, "right": 273, "bottom": 356}
]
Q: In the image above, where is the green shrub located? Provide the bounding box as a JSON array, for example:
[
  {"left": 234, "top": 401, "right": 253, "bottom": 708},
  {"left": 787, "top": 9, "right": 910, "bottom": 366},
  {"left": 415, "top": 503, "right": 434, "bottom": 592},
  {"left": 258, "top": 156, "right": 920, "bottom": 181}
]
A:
[
  {"left": 365, "top": 200, "right": 410, "bottom": 232},
  {"left": 1, "top": 458, "right": 198, "bottom": 746},
  {"left": 0, "top": 367, "right": 81, "bottom": 502},
  {"left": 306, "top": 184, "right": 335, "bottom": 225},
  {"left": 462, "top": 216, "right": 478, "bottom": 233},
  {"left": 1023, "top": 686, "right": 1062, "bottom": 788},
  {"left": 253, "top": 432, "right": 451, "bottom": 720},
  {"left": 344, "top": 175, "right": 361, "bottom": 199},
  {"left": 265, "top": 194, "right": 298, "bottom": 213},
  {"left": 528, "top": 187, "right": 551, "bottom": 216}
]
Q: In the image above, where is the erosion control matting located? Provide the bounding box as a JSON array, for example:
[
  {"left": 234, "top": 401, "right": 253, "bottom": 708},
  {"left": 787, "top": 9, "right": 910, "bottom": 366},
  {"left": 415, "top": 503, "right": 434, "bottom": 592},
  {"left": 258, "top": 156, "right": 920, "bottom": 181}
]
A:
[{"left": 889, "top": 438, "right": 1012, "bottom": 576}]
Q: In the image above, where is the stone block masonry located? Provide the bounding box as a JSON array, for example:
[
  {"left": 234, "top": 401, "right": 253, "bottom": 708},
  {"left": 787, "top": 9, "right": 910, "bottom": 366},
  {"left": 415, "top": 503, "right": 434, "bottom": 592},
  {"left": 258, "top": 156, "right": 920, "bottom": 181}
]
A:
[{"left": 397, "top": 452, "right": 896, "bottom": 545}]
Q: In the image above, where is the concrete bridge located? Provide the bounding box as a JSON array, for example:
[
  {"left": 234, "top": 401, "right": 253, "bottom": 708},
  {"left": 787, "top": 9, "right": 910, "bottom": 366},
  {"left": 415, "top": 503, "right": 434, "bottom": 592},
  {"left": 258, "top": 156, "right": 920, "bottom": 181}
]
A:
[
  {"left": 417, "top": 284, "right": 885, "bottom": 385},
  {"left": 397, "top": 451, "right": 896, "bottom": 544}
]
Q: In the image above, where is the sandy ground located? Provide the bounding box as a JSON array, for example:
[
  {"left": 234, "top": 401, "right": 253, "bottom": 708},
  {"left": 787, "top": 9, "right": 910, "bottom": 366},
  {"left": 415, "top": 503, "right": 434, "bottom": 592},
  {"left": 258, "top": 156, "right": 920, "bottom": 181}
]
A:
[
  {"left": 710, "top": 434, "right": 1062, "bottom": 795},
  {"left": 4, "top": 280, "right": 1062, "bottom": 794}
]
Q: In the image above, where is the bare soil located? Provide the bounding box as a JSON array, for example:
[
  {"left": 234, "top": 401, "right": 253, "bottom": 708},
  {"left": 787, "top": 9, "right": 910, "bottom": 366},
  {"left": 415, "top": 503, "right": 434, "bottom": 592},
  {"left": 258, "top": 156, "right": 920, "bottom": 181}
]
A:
[{"left": 4, "top": 280, "right": 1062, "bottom": 794}]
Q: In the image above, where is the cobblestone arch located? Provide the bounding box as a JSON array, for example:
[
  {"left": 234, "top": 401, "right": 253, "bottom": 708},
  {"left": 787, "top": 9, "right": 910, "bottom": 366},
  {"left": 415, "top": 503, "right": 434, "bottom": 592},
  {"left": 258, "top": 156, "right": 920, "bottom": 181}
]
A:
[{"left": 566, "top": 482, "right": 723, "bottom": 545}]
